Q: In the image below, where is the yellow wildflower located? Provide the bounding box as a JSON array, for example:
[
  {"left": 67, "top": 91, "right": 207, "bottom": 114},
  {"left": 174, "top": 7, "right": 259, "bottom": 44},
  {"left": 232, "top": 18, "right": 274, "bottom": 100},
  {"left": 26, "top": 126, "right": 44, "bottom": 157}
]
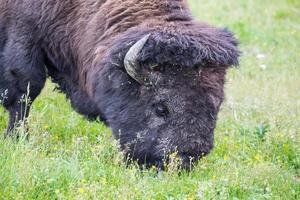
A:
[
  {"left": 224, "top": 154, "right": 228, "bottom": 161},
  {"left": 78, "top": 187, "right": 85, "bottom": 193},
  {"left": 254, "top": 154, "right": 261, "bottom": 161}
]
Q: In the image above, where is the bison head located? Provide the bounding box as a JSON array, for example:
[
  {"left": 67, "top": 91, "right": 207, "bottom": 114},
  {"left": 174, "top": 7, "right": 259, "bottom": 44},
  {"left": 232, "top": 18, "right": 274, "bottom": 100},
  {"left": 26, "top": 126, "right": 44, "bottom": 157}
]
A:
[{"left": 94, "top": 25, "right": 239, "bottom": 170}]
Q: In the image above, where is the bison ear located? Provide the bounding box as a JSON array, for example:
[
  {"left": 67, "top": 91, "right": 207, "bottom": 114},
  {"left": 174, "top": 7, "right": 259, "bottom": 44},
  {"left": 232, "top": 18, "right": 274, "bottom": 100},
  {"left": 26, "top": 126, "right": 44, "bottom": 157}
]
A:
[{"left": 137, "top": 26, "right": 240, "bottom": 68}]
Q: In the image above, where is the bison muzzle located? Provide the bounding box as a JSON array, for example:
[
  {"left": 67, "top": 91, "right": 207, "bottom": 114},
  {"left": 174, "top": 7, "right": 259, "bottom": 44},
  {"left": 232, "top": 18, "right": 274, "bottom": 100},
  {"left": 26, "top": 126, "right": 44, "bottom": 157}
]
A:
[{"left": 0, "top": 0, "right": 239, "bottom": 169}]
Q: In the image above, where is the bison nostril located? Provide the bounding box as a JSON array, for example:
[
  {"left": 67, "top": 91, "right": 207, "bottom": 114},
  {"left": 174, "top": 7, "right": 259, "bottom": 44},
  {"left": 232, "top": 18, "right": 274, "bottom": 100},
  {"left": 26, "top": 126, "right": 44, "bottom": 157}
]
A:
[
  {"left": 179, "top": 152, "right": 190, "bottom": 160},
  {"left": 179, "top": 153, "right": 194, "bottom": 170},
  {"left": 154, "top": 160, "right": 165, "bottom": 170},
  {"left": 179, "top": 152, "right": 194, "bottom": 163}
]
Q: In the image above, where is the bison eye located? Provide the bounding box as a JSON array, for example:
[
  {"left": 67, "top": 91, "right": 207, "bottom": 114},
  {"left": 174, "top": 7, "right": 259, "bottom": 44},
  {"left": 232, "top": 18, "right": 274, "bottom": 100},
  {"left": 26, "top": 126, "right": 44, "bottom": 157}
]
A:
[{"left": 154, "top": 103, "right": 169, "bottom": 117}]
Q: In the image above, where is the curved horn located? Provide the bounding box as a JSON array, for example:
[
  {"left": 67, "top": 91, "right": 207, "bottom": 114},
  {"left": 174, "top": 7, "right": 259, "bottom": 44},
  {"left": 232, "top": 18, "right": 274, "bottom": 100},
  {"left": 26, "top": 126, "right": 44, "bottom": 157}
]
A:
[{"left": 124, "top": 34, "right": 150, "bottom": 83}]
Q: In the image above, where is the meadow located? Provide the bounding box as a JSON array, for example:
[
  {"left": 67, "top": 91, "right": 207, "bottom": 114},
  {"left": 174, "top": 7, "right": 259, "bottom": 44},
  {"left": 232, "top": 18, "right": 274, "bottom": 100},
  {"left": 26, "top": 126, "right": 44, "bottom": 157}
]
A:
[{"left": 0, "top": 0, "right": 299, "bottom": 199}]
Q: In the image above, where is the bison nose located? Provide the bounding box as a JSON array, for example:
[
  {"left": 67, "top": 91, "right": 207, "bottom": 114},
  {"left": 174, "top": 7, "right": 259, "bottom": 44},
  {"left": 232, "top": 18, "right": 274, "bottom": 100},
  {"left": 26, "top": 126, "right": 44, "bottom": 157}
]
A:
[
  {"left": 154, "top": 160, "right": 165, "bottom": 170},
  {"left": 145, "top": 159, "right": 165, "bottom": 170},
  {"left": 179, "top": 153, "right": 194, "bottom": 170},
  {"left": 143, "top": 155, "right": 165, "bottom": 170}
]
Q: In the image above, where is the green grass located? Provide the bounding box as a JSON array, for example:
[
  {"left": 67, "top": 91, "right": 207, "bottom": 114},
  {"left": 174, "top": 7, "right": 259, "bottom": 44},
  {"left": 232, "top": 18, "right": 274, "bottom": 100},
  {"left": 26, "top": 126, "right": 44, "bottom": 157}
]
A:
[{"left": 1, "top": 0, "right": 300, "bottom": 199}]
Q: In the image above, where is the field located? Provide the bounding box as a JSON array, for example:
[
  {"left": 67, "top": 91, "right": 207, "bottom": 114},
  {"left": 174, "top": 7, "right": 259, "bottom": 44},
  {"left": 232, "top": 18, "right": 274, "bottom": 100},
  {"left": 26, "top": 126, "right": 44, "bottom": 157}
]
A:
[{"left": 0, "top": 0, "right": 299, "bottom": 199}]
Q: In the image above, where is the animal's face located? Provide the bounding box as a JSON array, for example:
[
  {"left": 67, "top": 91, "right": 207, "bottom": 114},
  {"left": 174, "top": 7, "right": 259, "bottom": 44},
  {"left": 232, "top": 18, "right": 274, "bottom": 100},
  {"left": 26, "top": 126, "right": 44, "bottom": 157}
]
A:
[
  {"left": 109, "top": 64, "right": 225, "bottom": 170},
  {"left": 96, "top": 28, "right": 238, "bottom": 169}
]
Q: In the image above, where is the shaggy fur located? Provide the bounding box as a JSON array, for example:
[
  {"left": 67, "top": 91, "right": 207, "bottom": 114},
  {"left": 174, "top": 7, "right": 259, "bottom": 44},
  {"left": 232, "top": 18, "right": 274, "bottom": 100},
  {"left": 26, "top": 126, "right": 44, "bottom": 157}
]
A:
[{"left": 0, "top": 0, "right": 239, "bottom": 169}]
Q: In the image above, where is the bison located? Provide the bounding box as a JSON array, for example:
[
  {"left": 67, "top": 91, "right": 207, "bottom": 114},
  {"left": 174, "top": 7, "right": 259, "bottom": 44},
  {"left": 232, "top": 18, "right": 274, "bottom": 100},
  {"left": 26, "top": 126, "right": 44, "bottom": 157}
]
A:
[{"left": 0, "top": 0, "right": 239, "bottom": 169}]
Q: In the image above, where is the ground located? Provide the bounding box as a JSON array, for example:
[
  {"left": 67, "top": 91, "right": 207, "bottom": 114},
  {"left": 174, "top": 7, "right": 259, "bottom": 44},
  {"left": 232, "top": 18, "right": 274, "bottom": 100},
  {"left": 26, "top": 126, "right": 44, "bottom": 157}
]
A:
[{"left": 0, "top": 0, "right": 299, "bottom": 199}]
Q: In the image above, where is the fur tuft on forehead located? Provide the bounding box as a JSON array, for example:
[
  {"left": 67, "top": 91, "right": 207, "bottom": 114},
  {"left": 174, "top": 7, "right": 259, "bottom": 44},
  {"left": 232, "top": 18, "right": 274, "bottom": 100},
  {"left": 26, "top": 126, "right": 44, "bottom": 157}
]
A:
[{"left": 136, "top": 24, "right": 240, "bottom": 69}]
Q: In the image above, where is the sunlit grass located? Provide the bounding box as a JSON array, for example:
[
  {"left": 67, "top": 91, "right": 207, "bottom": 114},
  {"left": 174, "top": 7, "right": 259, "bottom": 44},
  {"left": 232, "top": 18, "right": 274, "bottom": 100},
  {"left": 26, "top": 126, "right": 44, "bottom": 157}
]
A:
[{"left": 1, "top": 0, "right": 299, "bottom": 199}]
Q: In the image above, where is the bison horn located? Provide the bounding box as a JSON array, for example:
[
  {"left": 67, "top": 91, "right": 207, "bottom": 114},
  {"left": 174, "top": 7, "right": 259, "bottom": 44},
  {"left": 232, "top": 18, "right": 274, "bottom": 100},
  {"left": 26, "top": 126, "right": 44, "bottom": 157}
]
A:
[{"left": 124, "top": 34, "right": 150, "bottom": 84}]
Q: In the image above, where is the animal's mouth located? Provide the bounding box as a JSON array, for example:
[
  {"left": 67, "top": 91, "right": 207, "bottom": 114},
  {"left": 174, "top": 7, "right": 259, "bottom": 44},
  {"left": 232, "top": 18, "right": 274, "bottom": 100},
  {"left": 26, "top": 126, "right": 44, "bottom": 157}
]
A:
[
  {"left": 138, "top": 153, "right": 196, "bottom": 171},
  {"left": 145, "top": 159, "right": 165, "bottom": 170}
]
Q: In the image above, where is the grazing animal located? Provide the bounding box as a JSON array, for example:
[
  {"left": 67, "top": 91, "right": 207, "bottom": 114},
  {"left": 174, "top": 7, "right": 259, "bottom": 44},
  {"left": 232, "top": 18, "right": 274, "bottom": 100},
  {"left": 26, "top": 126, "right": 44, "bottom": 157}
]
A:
[{"left": 0, "top": 0, "right": 239, "bottom": 169}]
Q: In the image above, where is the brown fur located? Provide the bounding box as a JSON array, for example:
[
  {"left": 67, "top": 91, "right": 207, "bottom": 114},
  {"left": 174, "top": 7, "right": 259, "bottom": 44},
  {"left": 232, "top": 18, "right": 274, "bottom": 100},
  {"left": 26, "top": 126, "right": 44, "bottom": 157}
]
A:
[
  {"left": 0, "top": 0, "right": 239, "bottom": 169},
  {"left": 1, "top": 0, "right": 231, "bottom": 93}
]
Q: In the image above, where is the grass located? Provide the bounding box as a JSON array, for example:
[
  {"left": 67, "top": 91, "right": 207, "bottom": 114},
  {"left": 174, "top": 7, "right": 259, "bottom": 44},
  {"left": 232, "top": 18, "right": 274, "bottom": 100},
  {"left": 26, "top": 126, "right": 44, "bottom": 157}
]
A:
[{"left": 1, "top": 0, "right": 300, "bottom": 199}]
